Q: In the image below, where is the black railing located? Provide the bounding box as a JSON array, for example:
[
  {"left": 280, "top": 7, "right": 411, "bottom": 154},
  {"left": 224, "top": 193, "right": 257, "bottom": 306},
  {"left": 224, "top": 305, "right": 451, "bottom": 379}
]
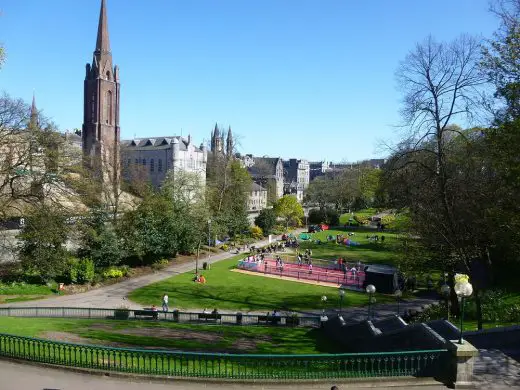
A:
[
  {"left": 0, "top": 332, "right": 449, "bottom": 379},
  {"left": 0, "top": 307, "right": 320, "bottom": 327}
]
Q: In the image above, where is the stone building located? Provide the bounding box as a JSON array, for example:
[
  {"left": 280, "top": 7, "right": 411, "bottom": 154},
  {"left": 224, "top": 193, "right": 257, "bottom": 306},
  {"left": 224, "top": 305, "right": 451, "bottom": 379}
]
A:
[
  {"left": 243, "top": 156, "right": 284, "bottom": 202},
  {"left": 248, "top": 182, "right": 267, "bottom": 212},
  {"left": 309, "top": 160, "right": 331, "bottom": 181},
  {"left": 82, "top": 0, "right": 120, "bottom": 194},
  {"left": 283, "top": 159, "right": 310, "bottom": 203},
  {"left": 121, "top": 136, "right": 207, "bottom": 189}
]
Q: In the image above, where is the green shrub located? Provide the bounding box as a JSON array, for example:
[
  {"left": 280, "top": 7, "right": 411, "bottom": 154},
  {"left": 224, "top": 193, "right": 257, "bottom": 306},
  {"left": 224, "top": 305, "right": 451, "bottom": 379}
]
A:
[
  {"left": 70, "top": 258, "right": 95, "bottom": 285},
  {"left": 151, "top": 258, "right": 170, "bottom": 271},
  {"left": 353, "top": 215, "right": 370, "bottom": 225},
  {"left": 381, "top": 214, "right": 396, "bottom": 226},
  {"left": 102, "top": 268, "right": 124, "bottom": 279},
  {"left": 250, "top": 225, "right": 263, "bottom": 240},
  {"left": 78, "top": 258, "right": 95, "bottom": 284}
]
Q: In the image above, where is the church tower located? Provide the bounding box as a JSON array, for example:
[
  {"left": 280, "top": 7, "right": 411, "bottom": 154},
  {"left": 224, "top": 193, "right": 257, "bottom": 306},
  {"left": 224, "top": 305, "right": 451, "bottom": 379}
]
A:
[
  {"left": 226, "top": 126, "right": 233, "bottom": 157},
  {"left": 82, "top": 0, "right": 120, "bottom": 191}
]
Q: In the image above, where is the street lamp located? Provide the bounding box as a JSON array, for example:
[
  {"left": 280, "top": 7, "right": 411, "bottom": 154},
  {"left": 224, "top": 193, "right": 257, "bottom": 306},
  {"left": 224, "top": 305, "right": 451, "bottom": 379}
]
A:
[
  {"left": 440, "top": 283, "right": 451, "bottom": 321},
  {"left": 455, "top": 280, "right": 473, "bottom": 344},
  {"left": 366, "top": 284, "right": 376, "bottom": 320},
  {"left": 339, "top": 288, "right": 346, "bottom": 314},
  {"left": 394, "top": 289, "right": 402, "bottom": 316},
  {"left": 207, "top": 219, "right": 212, "bottom": 247}
]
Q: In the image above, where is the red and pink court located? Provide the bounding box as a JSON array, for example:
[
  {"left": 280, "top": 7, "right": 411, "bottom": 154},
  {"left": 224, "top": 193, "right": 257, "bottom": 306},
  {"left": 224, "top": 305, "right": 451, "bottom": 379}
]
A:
[{"left": 237, "top": 258, "right": 366, "bottom": 289}]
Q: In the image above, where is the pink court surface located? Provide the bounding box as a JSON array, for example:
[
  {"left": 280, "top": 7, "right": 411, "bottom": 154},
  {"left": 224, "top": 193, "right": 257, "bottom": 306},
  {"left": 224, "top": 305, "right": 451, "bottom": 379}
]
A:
[{"left": 236, "top": 258, "right": 365, "bottom": 289}]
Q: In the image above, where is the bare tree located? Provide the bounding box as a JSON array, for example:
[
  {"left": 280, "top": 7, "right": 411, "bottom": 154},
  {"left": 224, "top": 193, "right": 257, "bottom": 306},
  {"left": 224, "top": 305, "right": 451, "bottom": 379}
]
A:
[{"left": 391, "top": 35, "right": 490, "bottom": 327}]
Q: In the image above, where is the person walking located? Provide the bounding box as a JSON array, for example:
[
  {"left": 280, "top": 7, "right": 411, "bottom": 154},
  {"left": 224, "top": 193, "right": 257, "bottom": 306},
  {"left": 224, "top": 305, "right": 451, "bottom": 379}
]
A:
[{"left": 162, "top": 293, "right": 169, "bottom": 312}]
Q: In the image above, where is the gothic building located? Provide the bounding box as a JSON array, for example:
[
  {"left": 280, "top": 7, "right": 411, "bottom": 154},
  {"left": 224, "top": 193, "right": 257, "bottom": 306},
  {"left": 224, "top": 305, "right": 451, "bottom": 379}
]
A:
[
  {"left": 82, "top": 0, "right": 120, "bottom": 191},
  {"left": 210, "top": 124, "right": 233, "bottom": 156}
]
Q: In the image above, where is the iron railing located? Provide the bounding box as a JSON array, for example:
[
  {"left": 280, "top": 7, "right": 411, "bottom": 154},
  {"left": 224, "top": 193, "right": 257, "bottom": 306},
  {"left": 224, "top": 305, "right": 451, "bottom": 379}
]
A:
[
  {"left": 0, "top": 332, "right": 448, "bottom": 379},
  {"left": 0, "top": 307, "right": 321, "bottom": 327}
]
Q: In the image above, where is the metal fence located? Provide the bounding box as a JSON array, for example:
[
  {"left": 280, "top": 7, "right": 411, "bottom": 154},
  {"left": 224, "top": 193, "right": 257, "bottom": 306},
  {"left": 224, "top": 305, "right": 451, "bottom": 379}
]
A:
[
  {"left": 0, "top": 307, "right": 321, "bottom": 327},
  {"left": 0, "top": 332, "right": 448, "bottom": 379}
]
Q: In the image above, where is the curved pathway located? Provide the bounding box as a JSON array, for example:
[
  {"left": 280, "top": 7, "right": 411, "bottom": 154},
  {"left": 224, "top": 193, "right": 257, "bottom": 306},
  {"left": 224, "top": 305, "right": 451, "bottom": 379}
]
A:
[
  {"left": 0, "top": 229, "right": 437, "bottom": 318},
  {"left": 0, "top": 236, "right": 279, "bottom": 310}
]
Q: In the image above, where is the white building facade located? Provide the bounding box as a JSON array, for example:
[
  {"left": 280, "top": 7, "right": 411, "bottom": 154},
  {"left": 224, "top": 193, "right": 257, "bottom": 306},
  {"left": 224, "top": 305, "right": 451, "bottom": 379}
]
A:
[{"left": 121, "top": 136, "right": 207, "bottom": 189}]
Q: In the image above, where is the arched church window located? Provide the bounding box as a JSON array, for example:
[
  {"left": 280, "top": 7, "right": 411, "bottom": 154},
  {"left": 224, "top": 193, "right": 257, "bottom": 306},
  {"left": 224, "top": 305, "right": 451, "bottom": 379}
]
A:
[
  {"left": 142, "top": 158, "right": 146, "bottom": 166},
  {"left": 104, "top": 91, "right": 113, "bottom": 125},
  {"left": 106, "top": 71, "right": 111, "bottom": 80},
  {"left": 150, "top": 159, "right": 155, "bottom": 172},
  {"left": 158, "top": 159, "right": 163, "bottom": 172}
]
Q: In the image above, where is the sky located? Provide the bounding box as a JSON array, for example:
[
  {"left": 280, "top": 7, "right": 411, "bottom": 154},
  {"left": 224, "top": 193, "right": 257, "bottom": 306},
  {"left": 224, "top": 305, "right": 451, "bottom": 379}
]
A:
[{"left": 0, "top": 0, "right": 499, "bottom": 162}]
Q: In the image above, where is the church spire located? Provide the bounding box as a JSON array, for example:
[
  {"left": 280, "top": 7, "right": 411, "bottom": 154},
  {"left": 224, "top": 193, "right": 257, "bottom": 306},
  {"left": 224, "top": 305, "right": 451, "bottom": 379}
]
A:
[
  {"left": 30, "top": 92, "right": 38, "bottom": 128},
  {"left": 226, "top": 126, "right": 233, "bottom": 157},
  {"left": 95, "top": 0, "right": 111, "bottom": 55}
]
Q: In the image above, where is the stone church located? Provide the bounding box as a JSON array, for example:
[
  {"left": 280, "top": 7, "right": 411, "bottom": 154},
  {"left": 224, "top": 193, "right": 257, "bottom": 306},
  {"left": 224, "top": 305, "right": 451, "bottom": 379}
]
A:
[
  {"left": 82, "top": 0, "right": 120, "bottom": 193},
  {"left": 82, "top": 0, "right": 207, "bottom": 191}
]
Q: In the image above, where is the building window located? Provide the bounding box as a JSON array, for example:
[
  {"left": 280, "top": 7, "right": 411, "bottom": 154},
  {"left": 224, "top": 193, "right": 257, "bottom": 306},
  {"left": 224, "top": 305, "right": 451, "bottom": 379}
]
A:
[
  {"left": 127, "top": 159, "right": 131, "bottom": 166},
  {"left": 158, "top": 159, "right": 163, "bottom": 172},
  {"left": 150, "top": 159, "right": 154, "bottom": 172},
  {"left": 104, "top": 91, "right": 112, "bottom": 125},
  {"left": 142, "top": 158, "right": 146, "bottom": 166},
  {"left": 135, "top": 158, "right": 138, "bottom": 165}
]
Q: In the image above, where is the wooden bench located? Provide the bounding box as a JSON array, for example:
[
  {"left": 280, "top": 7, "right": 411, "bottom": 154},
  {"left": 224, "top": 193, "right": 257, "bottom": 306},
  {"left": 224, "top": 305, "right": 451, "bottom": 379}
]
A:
[
  {"left": 257, "top": 315, "right": 281, "bottom": 325},
  {"left": 134, "top": 310, "right": 158, "bottom": 320},
  {"left": 198, "top": 313, "right": 221, "bottom": 322}
]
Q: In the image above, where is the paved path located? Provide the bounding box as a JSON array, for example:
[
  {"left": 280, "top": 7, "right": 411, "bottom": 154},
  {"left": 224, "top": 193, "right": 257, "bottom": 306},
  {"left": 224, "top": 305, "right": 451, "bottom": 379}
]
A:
[
  {"left": 0, "top": 236, "right": 280, "bottom": 311},
  {"left": 473, "top": 349, "right": 520, "bottom": 389},
  {"left": 0, "top": 359, "right": 447, "bottom": 389}
]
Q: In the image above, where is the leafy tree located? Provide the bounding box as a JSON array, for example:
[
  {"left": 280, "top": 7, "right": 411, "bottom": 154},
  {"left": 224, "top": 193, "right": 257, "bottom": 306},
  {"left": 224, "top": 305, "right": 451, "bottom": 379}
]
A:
[
  {"left": 207, "top": 156, "right": 251, "bottom": 239},
  {"left": 481, "top": 0, "right": 520, "bottom": 121},
  {"left": 18, "top": 205, "right": 69, "bottom": 282},
  {"left": 274, "top": 195, "right": 304, "bottom": 228},
  {"left": 78, "top": 208, "right": 122, "bottom": 268},
  {"left": 308, "top": 207, "right": 339, "bottom": 226},
  {"left": 254, "top": 208, "right": 277, "bottom": 235},
  {"left": 388, "top": 34, "right": 491, "bottom": 327}
]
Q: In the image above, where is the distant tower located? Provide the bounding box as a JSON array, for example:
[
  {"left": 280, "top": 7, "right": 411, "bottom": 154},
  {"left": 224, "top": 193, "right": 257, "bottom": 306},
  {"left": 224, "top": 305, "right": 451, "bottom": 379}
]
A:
[
  {"left": 226, "top": 126, "right": 233, "bottom": 157},
  {"left": 212, "top": 123, "right": 222, "bottom": 153},
  {"left": 29, "top": 93, "right": 39, "bottom": 129},
  {"left": 82, "top": 0, "right": 120, "bottom": 192}
]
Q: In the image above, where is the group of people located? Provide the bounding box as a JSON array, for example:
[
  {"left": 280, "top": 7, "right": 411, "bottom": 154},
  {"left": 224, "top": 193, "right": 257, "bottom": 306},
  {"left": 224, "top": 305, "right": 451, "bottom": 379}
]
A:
[
  {"left": 367, "top": 234, "right": 385, "bottom": 242},
  {"left": 192, "top": 273, "right": 207, "bottom": 284}
]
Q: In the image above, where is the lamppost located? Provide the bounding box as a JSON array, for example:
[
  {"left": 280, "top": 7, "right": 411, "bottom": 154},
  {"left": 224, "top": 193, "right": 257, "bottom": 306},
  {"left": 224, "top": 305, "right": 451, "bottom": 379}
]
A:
[
  {"left": 339, "top": 288, "right": 346, "bottom": 314},
  {"left": 202, "top": 219, "right": 211, "bottom": 274},
  {"left": 366, "top": 284, "right": 376, "bottom": 320},
  {"left": 207, "top": 219, "right": 212, "bottom": 247},
  {"left": 440, "top": 283, "right": 451, "bottom": 321},
  {"left": 394, "top": 289, "right": 402, "bottom": 316},
  {"left": 455, "top": 279, "right": 473, "bottom": 344}
]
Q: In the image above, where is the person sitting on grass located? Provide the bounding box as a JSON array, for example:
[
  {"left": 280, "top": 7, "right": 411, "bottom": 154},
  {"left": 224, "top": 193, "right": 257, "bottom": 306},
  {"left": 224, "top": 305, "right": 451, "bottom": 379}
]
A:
[
  {"left": 192, "top": 273, "right": 199, "bottom": 282},
  {"left": 198, "top": 274, "right": 207, "bottom": 284},
  {"left": 151, "top": 304, "right": 159, "bottom": 320}
]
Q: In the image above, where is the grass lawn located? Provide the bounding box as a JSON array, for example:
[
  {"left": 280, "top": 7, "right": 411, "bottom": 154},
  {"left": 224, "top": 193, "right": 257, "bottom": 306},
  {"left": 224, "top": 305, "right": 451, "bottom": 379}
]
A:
[
  {"left": 339, "top": 208, "right": 378, "bottom": 225},
  {"left": 129, "top": 254, "right": 392, "bottom": 312},
  {"left": 0, "top": 282, "right": 55, "bottom": 303},
  {"left": 0, "top": 317, "right": 341, "bottom": 354},
  {"left": 298, "top": 229, "right": 401, "bottom": 265}
]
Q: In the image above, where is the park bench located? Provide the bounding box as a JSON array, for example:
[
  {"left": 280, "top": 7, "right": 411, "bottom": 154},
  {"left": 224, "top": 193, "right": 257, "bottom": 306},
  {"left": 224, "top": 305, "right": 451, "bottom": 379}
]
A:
[
  {"left": 198, "top": 313, "right": 222, "bottom": 323},
  {"left": 134, "top": 310, "right": 158, "bottom": 320},
  {"left": 257, "top": 315, "right": 281, "bottom": 325}
]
